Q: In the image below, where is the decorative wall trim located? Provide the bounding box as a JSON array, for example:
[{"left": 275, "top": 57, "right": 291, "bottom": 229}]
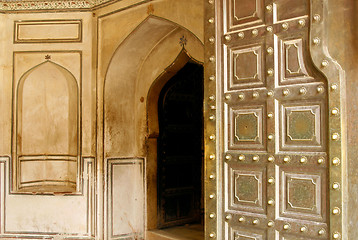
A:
[
  {"left": 14, "top": 20, "right": 82, "bottom": 44},
  {"left": 1, "top": 0, "right": 92, "bottom": 11},
  {"left": 0, "top": 0, "right": 151, "bottom": 12}
]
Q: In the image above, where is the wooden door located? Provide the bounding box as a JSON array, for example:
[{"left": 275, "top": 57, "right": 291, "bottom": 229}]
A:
[
  {"left": 157, "top": 62, "right": 203, "bottom": 228},
  {"left": 204, "top": 0, "right": 345, "bottom": 239}
]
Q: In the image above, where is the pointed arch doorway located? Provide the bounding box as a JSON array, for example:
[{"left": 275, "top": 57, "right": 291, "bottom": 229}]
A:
[
  {"left": 157, "top": 61, "right": 203, "bottom": 228},
  {"left": 146, "top": 50, "right": 204, "bottom": 238}
]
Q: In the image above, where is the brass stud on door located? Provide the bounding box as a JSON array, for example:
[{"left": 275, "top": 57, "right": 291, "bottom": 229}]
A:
[
  {"left": 225, "top": 94, "right": 231, "bottom": 100},
  {"left": 252, "top": 29, "right": 258, "bottom": 36},
  {"left": 282, "top": 23, "right": 289, "bottom": 30},
  {"left": 332, "top": 157, "right": 340, "bottom": 166},
  {"left": 268, "top": 177, "right": 275, "bottom": 184},
  {"left": 238, "top": 93, "right": 245, "bottom": 100},
  {"left": 225, "top": 214, "right": 232, "bottom": 221},
  {"left": 209, "top": 193, "right": 215, "bottom": 199},
  {"left": 225, "top": 154, "right": 232, "bottom": 161},
  {"left": 238, "top": 216, "right": 245, "bottom": 222},
  {"left": 209, "top": 232, "right": 216, "bottom": 238},
  {"left": 300, "top": 226, "right": 308, "bottom": 232},
  {"left": 317, "top": 85, "right": 324, "bottom": 93},
  {"left": 209, "top": 115, "right": 215, "bottom": 121},
  {"left": 209, "top": 154, "right": 215, "bottom": 160},
  {"left": 238, "top": 155, "right": 245, "bottom": 161},
  {"left": 252, "top": 155, "right": 259, "bottom": 161},
  {"left": 321, "top": 60, "right": 329, "bottom": 67},
  {"left": 300, "top": 156, "right": 307, "bottom": 164},
  {"left": 331, "top": 133, "right": 340, "bottom": 140},
  {"left": 267, "top": 199, "right": 275, "bottom": 205},
  {"left": 317, "top": 157, "right": 324, "bottom": 164},
  {"left": 318, "top": 229, "right": 326, "bottom": 235},
  {"left": 283, "top": 89, "right": 290, "bottom": 96},
  {"left": 298, "top": 19, "right": 306, "bottom": 27},
  {"left": 331, "top": 108, "right": 339, "bottom": 115},
  {"left": 313, "top": 37, "right": 321, "bottom": 45},
  {"left": 252, "top": 219, "right": 259, "bottom": 225},
  {"left": 267, "top": 113, "right": 273, "bottom": 118},
  {"left": 209, "top": 75, "right": 215, "bottom": 81},
  {"left": 267, "top": 221, "right": 274, "bottom": 227},
  {"left": 333, "top": 232, "right": 341, "bottom": 239},
  {"left": 209, "top": 56, "right": 215, "bottom": 62},
  {"left": 313, "top": 14, "right": 321, "bottom": 22},
  {"left": 268, "top": 156, "right": 275, "bottom": 162},
  {"left": 209, "top": 37, "right": 215, "bottom": 43},
  {"left": 208, "top": 18, "right": 214, "bottom": 23},
  {"left": 299, "top": 87, "right": 307, "bottom": 95},
  {"left": 266, "top": 26, "right": 273, "bottom": 33},
  {"left": 283, "top": 156, "right": 290, "bottom": 163},
  {"left": 331, "top": 84, "right": 338, "bottom": 91},
  {"left": 266, "top": 4, "right": 273, "bottom": 12},
  {"left": 332, "top": 182, "right": 340, "bottom": 190},
  {"left": 267, "top": 68, "right": 274, "bottom": 76},
  {"left": 209, "top": 213, "right": 215, "bottom": 219},
  {"left": 252, "top": 91, "right": 259, "bottom": 98},
  {"left": 267, "top": 90, "right": 274, "bottom": 97},
  {"left": 267, "top": 47, "right": 273, "bottom": 55},
  {"left": 332, "top": 207, "right": 341, "bottom": 215},
  {"left": 238, "top": 32, "right": 245, "bottom": 39},
  {"left": 283, "top": 223, "right": 291, "bottom": 230},
  {"left": 224, "top": 35, "right": 231, "bottom": 41}
]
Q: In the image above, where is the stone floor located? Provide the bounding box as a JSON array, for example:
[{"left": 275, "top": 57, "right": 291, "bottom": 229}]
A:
[{"left": 146, "top": 224, "right": 204, "bottom": 240}]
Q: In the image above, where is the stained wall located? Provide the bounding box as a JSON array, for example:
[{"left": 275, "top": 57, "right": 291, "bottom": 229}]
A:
[{"left": 0, "top": 0, "right": 204, "bottom": 239}]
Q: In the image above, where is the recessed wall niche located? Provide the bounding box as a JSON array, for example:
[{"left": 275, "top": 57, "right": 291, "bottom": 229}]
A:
[{"left": 13, "top": 52, "right": 81, "bottom": 193}]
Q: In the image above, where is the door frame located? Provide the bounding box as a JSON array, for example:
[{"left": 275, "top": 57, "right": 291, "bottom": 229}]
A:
[{"left": 146, "top": 49, "right": 204, "bottom": 230}]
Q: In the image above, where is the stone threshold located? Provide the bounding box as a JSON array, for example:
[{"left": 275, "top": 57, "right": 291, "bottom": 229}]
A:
[{"left": 146, "top": 224, "right": 204, "bottom": 240}]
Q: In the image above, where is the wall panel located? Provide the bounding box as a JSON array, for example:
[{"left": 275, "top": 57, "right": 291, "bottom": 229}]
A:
[{"left": 106, "top": 158, "right": 144, "bottom": 240}]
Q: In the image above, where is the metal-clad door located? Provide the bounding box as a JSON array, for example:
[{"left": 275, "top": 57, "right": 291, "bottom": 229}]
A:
[{"left": 204, "top": 0, "right": 346, "bottom": 239}]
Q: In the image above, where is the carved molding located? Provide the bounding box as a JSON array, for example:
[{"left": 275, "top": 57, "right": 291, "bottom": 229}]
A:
[{"left": 0, "top": 0, "right": 130, "bottom": 11}]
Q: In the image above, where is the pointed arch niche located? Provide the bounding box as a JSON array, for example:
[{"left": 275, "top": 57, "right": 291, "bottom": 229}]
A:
[
  {"left": 103, "top": 15, "right": 204, "bottom": 236},
  {"left": 14, "top": 60, "right": 79, "bottom": 193}
]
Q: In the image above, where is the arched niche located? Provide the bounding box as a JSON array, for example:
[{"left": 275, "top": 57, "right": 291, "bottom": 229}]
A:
[
  {"left": 104, "top": 15, "right": 204, "bottom": 232},
  {"left": 15, "top": 61, "right": 79, "bottom": 193}
]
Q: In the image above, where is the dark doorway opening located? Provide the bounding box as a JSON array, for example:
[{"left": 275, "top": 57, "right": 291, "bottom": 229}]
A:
[{"left": 157, "top": 61, "right": 204, "bottom": 230}]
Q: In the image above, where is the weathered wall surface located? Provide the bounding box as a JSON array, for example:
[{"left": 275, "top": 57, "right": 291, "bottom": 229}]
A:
[
  {"left": 96, "top": 1, "right": 203, "bottom": 238},
  {"left": 0, "top": 0, "right": 204, "bottom": 239},
  {"left": 0, "top": 12, "right": 96, "bottom": 239}
]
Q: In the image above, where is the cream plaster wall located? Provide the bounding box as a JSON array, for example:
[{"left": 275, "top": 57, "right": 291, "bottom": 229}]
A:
[
  {"left": 0, "top": 0, "right": 204, "bottom": 239},
  {"left": 0, "top": 11, "right": 97, "bottom": 239}
]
